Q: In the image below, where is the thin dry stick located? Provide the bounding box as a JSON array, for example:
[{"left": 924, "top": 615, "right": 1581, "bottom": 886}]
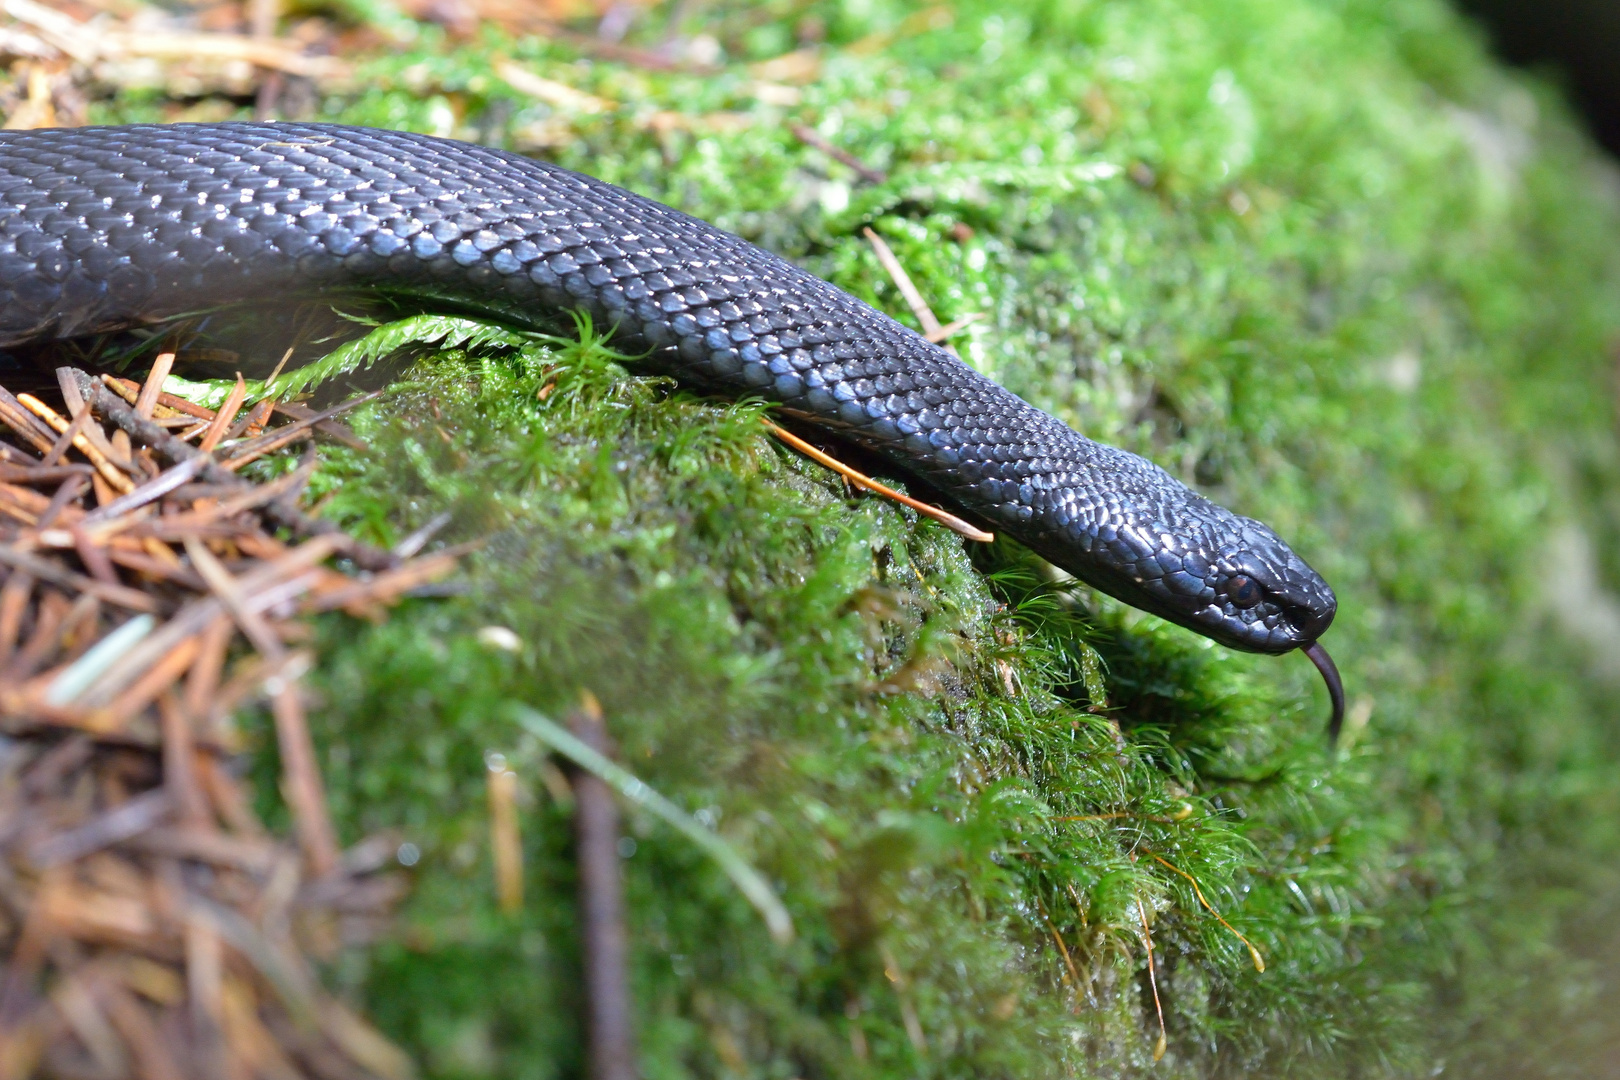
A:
[
  {"left": 0, "top": 544, "right": 159, "bottom": 613},
  {"left": 1034, "top": 895, "right": 1083, "bottom": 1010},
  {"left": 185, "top": 539, "right": 339, "bottom": 873},
  {"left": 39, "top": 401, "right": 94, "bottom": 468},
  {"left": 185, "top": 915, "right": 228, "bottom": 1079},
  {"left": 0, "top": 386, "right": 59, "bottom": 453},
  {"left": 195, "top": 755, "right": 266, "bottom": 838},
  {"left": 299, "top": 547, "right": 465, "bottom": 615},
  {"left": 197, "top": 375, "right": 246, "bottom": 454},
  {"left": 17, "top": 394, "right": 135, "bottom": 495},
  {"left": 925, "top": 312, "right": 984, "bottom": 344},
  {"left": 183, "top": 616, "right": 232, "bottom": 735},
  {"left": 1, "top": 592, "right": 66, "bottom": 686},
  {"left": 1146, "top": 851, "right": 1265, "bottom": 973},
  {"left": 266, "top": 401, "right": 369, "bottom": 451},
  {"left": 158, "top": 691, "right": 209, "bottom": 826},
  {"left": 88, "top": 632, "right": 204, "bottom": 735},
  {"left": 0, "top": 572, "right": 31, "bottom": 664},
  {"left": 101, "top": 375, "right": 214, "bottom": 421},
  {"left": 568, "top": 692, "right": 636, "bottom": 1080},
  {"left": 863, "top": 227, "right": 956, "bottom": 356},
  {"left": 73, "top": 372, "right": 396, "bottom": 571},
  {"left": 80, "top": 457, "right": 207, "bottom": 530},
  {"left": 511, "top": 17, "right": 716, "bottom": 72},
  {"left": 233, "top": 400, "right": 275, "bottom": 441},
  {"left": 1136, "top": 894, "right": 1168, "bottom": 1062},
  {"left": 487, "top": 759, "right": 523, "bottom": 914},
  {"left": 0, "top": 463, "right": 91, "bottom": 484},
  {"left": 73, "top": 537, "right": 342, "bottom": 710},
  {"left": 101, "top": 978, "right": 187, "bottom": 1080},
  {"left": 221, "top": 390, "right": 382, "bottom": 471},
  {"left": 183, "top": 539, "right": 282, "bottom": 658},
  {"left": 877, "top": 944, "right": 928, "bottom": 1054},
  {"left": 764, "top": 422, "right": 993, "bottom": 543},
  {"left": 56, "top": 369, "right": 136, "bottom": 471},
  {"left": 269, "top": 679, "right": 340, "bottom": 876},
  {"left": 71, "top": 525, "right": 119, "bottom": 585},
  {"left": 789, "top": 123, "right": 887, "bottom": 184},
  {"left": 264, "top": 345, "right": 295, "bottom": 388},
  {"left": 134, "top": 352, "right": 177, "bottom": 420}
]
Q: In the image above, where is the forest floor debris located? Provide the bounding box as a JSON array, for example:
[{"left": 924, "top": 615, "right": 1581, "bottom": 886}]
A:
[{"left": 0, "top": 359, "right": 459, "bottom": 1078}]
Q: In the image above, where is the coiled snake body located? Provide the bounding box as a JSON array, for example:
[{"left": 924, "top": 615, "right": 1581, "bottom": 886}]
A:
[{"left": 0, "top": 123, "right": 1343, "bottom": 734}]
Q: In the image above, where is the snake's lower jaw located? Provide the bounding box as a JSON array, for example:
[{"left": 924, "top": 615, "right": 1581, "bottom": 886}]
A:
[{"left": 1302, "top": 641, "right": 1346, "bottom": 745}]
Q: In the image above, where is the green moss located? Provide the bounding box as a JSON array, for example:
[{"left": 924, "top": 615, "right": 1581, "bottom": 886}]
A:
[{"left": 103, "top": 0, "right": 1620, "bottom": 1073}]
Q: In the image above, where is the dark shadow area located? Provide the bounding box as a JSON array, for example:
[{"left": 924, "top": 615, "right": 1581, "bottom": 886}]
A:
[{"left": 1456, "top": 0, "right": 1620, "bottom": 156}]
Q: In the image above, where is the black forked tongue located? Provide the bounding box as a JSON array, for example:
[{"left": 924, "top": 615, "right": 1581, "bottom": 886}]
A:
[{"left": 1302, "top": 641, "right": 1345, "bottom": 745}]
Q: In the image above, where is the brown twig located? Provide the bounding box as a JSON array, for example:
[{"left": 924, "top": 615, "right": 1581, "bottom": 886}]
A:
[
  {"left": 17, "top": 393, "right": 135, "bottom": 495},
  {"left": 924, "top": 312, "right": 984, "bottom": 344},
  {"left": 567, "top": 693, "right": 637, "bottom": 1080},
  {"left": 56, "top": 368, "right": 137, "bottom": 472},
  {"left": 183, "top": 539, "right": 338, "bottom": 873},
  {"left": 1034, "top": 894, "right": 1083, "bottom": 1011},
  {"left": 511, "top": 18, "right": 720, "bottom": 73},
  {"left": 269, "top": 678, "right": 340, "bottom": 877},
  {"left": 1144, "top": 850, "right": 1265, "bottom": 973},
  {"left": 764, "top": 422, "right": 993, "bottom": 542},
  {"left": 0, "top": 544, "right": 160, "bottom": 613},
  {"left": 863, "top": 227, "right": 942, "bottom": 338},
  {"left": 133, "top": 352, "right": 177, "bottom": 420},
  {"left": 221, "top": 390, "right": 382, "bottom": 470},
  {"left": 0, "top": 386, "right": 61, "bottom": 454},
  {"left": 789, "top": 122, "right": 887, "bottom": 184},
  {"left": 39, "top": 400, "right": 94, "bottom": 468},
  {"left": 197, "top": 374, "right": 247, "bottom": 454},
  {"left": 487, "top": 756, "right": 523, "bottom": 914},
  {"left": 71, "top": 371, "right": 397, "bottom": 572},
  {"left": 1135, "top": 892, "right": 1168, "bottom": 1062},
  {"left": 0, "top": 463, "right": 93, "bottom": 484},
  {"left": 101, "top": 376, "right": 214, "bottom": 421},
  {"left": 159, "top": 690, "right": 209, "bottom": 827},
  {"left": 861, "top": 226, "right": 974, "bottom": 362},
  {"left": 272, "top": 402, "right": 368, "bottom": 451}
]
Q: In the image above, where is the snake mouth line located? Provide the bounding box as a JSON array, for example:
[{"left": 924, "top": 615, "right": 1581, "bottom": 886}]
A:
[{"left": 1302, "top": 641, "right": 1346, "bottom": 744}]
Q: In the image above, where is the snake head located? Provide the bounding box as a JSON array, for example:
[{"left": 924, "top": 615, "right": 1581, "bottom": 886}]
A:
[
  {"left": 1029, "top": 469, "right": 1338, "bottom": 656},
  {"left": 1026, "top": 471, "right": 1342, "bottom": 737},
  {"left": 1169, "top": 512, "right": 1338, "bottom": 655},
  {"left": 1073, "top": 512, "right": 1336, "bottom": 653}
]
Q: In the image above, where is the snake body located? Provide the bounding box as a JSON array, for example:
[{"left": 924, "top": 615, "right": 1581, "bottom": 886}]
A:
[{"left": 0, "top": 123, "right": 1342, "bottom": 730}]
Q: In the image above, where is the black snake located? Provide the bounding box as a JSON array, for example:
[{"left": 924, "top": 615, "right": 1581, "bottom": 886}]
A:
[{"left": 0, "top": 123, "right": 1344, "bottom": 737}]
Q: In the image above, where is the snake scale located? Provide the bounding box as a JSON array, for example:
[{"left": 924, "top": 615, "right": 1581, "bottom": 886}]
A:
[{"left": 0, "top": 122, "right": 1343, "bottom": 736}]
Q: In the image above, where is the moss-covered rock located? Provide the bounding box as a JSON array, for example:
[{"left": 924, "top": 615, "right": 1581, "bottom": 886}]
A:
[{"left": 100, "top": 0, "right": 1620, "bottom": 1074}]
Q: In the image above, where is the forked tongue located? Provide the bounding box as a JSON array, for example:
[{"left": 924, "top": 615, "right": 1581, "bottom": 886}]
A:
[{"left": 1302, "top": 641, "right": 1345, "bottom": 745}]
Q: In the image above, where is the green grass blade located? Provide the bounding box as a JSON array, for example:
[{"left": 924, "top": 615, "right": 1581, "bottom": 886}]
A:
[{"left": 508, "top": 704, "right": 794, "bottom": 944}]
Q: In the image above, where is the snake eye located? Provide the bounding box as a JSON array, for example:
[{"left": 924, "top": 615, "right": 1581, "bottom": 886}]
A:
[{"left": 1227, "top": 575, "right": 1262, "bottom": 609}]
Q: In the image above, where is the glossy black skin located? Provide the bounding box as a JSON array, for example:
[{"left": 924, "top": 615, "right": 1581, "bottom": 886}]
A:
[{"left": 0, "top": 122, "right": 1335, "bottom": 654}]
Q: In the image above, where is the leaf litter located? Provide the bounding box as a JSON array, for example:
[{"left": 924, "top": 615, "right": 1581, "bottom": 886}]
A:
[{"left": 0, "top": 358, "right": 463, "bottom": 1078}]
